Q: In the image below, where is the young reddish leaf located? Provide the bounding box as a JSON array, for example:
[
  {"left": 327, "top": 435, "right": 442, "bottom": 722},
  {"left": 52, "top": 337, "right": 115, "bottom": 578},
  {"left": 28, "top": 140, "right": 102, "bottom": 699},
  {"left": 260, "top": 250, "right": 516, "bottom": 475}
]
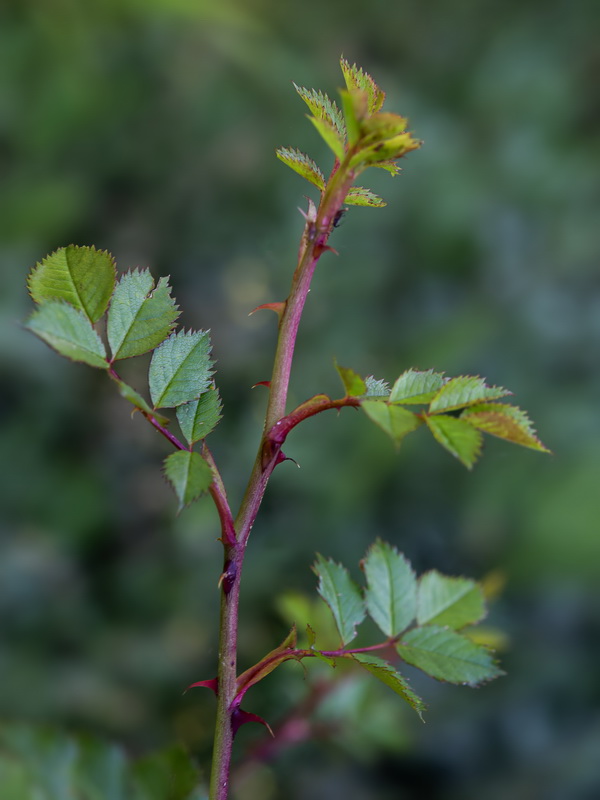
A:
[
  {"left": 163, "top": 451, "right": 213, "bottom": 511},
  {"left": 362, "top": 401, "right": 422, "bottom": 446},
  {"left": 107, "top": 269, "right": 179, "bottom": 360},
  {"left": 335, "top": 363, "right": 367, "bottom": 397},
  {"left": 351, "top": 654, "right": 426, "bottom": 720},
  {"left": 361, "top": 112, "right": 408, "bottom": 144},
  {"left": 26, "top": 302, "right": 108, "bottom": 369},
  {"left": 429, "top": 376, "right": 511, "bottom": 414},
  {"left": 28, "top": 245, "right": 116, "bottom": 323},
  {"left": 340, "top": 57, "right": 385, "bottom": 114},
  {"left": 235, "top": 626, "right": 299, "bottom": 700},
  {"left": 417, "top": 571, "right": 486, "bottom": 629},
  {"left": 313, "top": 555, "right": 366, "bottom": 645},
  {"left": 293, "top": 83, "right": 346, "bottom": 141},
  {"left": 390, "top": 368, "right": 446, "bottom": 405},
  {"left": 149, "top": 329, "right": 213, "bottom": 409},
  {"left": 425, "top": 414, "right": 483, "bottom": 469},
  {"left": 176, "top": 388, "right": 222, "bottom": 446},
  {"left": 397, "top": 626, "right": 504, "bottom": 686},
  {"left": 345, "top": 187, "right": 387, "bottom": 207},
  {"left": 363, "top": 539, "right": 417, "bottom": 637},
  {"left": 461, "top": 403, "right": 550, "bottom": 453},
  {"left": 276, "top": 147, "right": 325, "bottom": 191}
]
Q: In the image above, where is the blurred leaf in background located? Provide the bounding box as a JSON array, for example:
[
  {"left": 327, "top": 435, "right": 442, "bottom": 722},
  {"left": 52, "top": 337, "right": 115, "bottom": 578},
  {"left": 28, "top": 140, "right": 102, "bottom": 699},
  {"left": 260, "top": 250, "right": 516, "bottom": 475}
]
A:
[{"left": 2, "top": 0, "right": 599, "bottom": 797}]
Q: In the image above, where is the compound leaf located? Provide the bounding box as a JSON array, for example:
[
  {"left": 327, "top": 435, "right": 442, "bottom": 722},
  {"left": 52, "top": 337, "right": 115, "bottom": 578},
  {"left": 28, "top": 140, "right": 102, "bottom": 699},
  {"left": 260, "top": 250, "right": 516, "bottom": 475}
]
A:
[
  {"left": 163, "top": 450, "right": 213, "bottom": 511},
  {"left": 417, "top": 571, "right": 486, "bottom": 629},
  {"left": 27, "top": 245, "right": 116, "bottom": 323},
  {"left": 362, "top": 401, "right": 422, "bottom": 446},
  {"left": 149, "top": 329, "right": 213, "bottom": 409},
  {"left": 390, "top": 368, "right": 446, "bottom": 405},
  {"left": 336, "top": 363, "right": 367, "bottom": 397},
  {"left": 461, "top": 403, "right": 550, "bottom": 453},
  {"left": 345, "top": 187, "right": 387, "bottom": 207},
  {"left": 363, "top": 540, "right": 417, "bottom": 637},
  {"left": 397, "top": 626, "right": 503, "bottom": 686},
  {"left": 425, "top": 414, "right": 483, "bottom": 469},
  {"left": 276, "top": 147, "right": 325, "bottom": 191},
  {"left": 176, "top": 388, "right": 222, "bottom": 446},
  {"left": 429, "top": 376, "right": 511, "bottom": 414},
  {"left": 313, "top": 555, "right": 366, "bottom": 645},
  {"left": 351, "top": 654, "right": 425, "bottom": 719},
  {"left": 26, "top": 302, "right": 108, "bottom": 369},
  {"left": 107, "top": 270, "right": 179, "bottom": 360}
]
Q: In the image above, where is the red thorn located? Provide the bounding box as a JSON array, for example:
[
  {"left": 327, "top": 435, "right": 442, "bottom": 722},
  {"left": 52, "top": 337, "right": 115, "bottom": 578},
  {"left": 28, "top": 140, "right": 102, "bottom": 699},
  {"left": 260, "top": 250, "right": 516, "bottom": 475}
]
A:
[
  {"left": 186, "top": 677, "right": 218, "bottom": 696},
  {"left": 252, "top": 381, "right": 271, "bottom": 389},
  {"left": 275, "top": 451, "right": 299, "bottom": 468},
  {"left": 249, "top": 302, "right": 286, "bottom": 319},
  {"left": 231, "top": 707, "right": 274, "bottom": 738}
]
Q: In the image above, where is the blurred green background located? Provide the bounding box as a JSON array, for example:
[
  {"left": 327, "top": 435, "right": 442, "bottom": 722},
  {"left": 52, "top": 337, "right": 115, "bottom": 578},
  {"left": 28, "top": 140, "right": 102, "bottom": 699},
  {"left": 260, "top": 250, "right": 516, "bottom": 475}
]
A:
[{"left": 1, "top": 0, "right": 599, "bottom": 797}]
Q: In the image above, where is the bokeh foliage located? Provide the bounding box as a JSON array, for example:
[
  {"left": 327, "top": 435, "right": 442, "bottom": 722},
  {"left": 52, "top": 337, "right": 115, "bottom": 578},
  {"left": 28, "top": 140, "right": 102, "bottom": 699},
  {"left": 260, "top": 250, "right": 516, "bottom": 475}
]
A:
[{"left": 1, "top": 0, "right": 599, "bottom": 797}]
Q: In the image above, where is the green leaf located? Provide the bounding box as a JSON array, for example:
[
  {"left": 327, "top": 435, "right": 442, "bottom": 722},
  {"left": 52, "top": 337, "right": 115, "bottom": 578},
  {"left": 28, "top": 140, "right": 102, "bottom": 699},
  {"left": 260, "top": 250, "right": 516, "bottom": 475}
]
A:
[
  {"left": 313, "top": 555, "right": 366, "bottom": 645},
  {"left": 107, "top": 270, "right": 179, "bottom": 360},
  {"left": 339, "top": 88, "right": 367, "bottom": 146},
  {"left": 349, "top": 132, "right": 422, "bottom": 170},
  {"left": 114, "top": 380, "right": 171, "bottom": 426},
  {"left": 345, "top": 187, "right": 387, "bottom": 207},
  {"left": 429, "top": 376, "right": 511, "bottom": 414},
  {"left": 340, "top": 57, "right": 385, "bottom": 114},
  {"left": 25, "top": 302, "right": 108, "bottom": 369},
  {"left": 390, "top": 368, "right": 446, "bottom": 404},
  {"left": 335, "top": 363, "right": 367, "bottom": 397},
  {"left": 176, "top": 388, "right": 222, "bottom": 446},
  {"left": 425, "top": 414, "right": 483, "bottom": 469},
  {"left": 74, "top": 735, "right": 128, "bottom": 800},
  {"left": 364, "top": 376, "right": 390, "bottom": 397},
  {"left": 163, "top": 451, "right": 213, "bottom": 510},
  {"left": 149, "top": 329, "right": 213, "bottom": 409},
  {"left": 461, "top": 403, "right": 550, "bottom": 453},
  {"left": 276, "top": 147, "right": 325, "bottom": 191},
  {"left": 372, "top": 160, "right": 402, "bottom": 177},
  {"left": 363, "top": 539, "right": 417, "bottom": 637},
  {"left": 397, "top": 626, "right": 503, "bottom": 685},
  {"left": 293, "top": 83, "right": 346, "bottom": 141},
  {"left": 417, "top": 571, "right": 486, "bottom": 629},
  {"left": 308, "top": 115, "right": 346, "bottom": 161},
  {"left": 351, "top": 654, "right": 425, "bottom": 719},
  {"left": 362, "top": 400, "right": 422, "bottom": 445},
  {"left": 27, "top": 245, "right": 116, "bottom": 323}
]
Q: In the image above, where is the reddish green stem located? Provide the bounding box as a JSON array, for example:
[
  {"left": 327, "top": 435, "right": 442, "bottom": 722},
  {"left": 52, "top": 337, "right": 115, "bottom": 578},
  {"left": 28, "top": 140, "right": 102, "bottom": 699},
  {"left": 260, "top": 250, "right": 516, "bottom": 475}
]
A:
[{"left": 208, "top": 165, "right": 356, "bottom": 800}]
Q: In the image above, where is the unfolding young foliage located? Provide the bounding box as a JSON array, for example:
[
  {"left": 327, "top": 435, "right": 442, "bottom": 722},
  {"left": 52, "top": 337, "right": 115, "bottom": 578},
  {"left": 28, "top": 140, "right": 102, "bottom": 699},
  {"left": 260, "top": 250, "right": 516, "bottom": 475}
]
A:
[{"left": 24, "top": 59, "right": 549, "bottom": 800}]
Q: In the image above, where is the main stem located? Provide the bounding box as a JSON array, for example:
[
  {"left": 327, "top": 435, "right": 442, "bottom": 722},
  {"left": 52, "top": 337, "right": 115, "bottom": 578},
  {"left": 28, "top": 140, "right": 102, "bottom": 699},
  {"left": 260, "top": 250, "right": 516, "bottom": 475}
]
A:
[{"left": 208, "top": 165, "right": 355, "bottom": 800}]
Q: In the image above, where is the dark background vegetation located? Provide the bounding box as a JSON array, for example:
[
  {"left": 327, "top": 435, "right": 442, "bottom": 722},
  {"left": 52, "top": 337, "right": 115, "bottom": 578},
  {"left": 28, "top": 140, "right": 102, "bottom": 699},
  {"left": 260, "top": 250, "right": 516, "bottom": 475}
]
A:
[{"left": 1, "top": 0, "right": 599, "bottom": 797}]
